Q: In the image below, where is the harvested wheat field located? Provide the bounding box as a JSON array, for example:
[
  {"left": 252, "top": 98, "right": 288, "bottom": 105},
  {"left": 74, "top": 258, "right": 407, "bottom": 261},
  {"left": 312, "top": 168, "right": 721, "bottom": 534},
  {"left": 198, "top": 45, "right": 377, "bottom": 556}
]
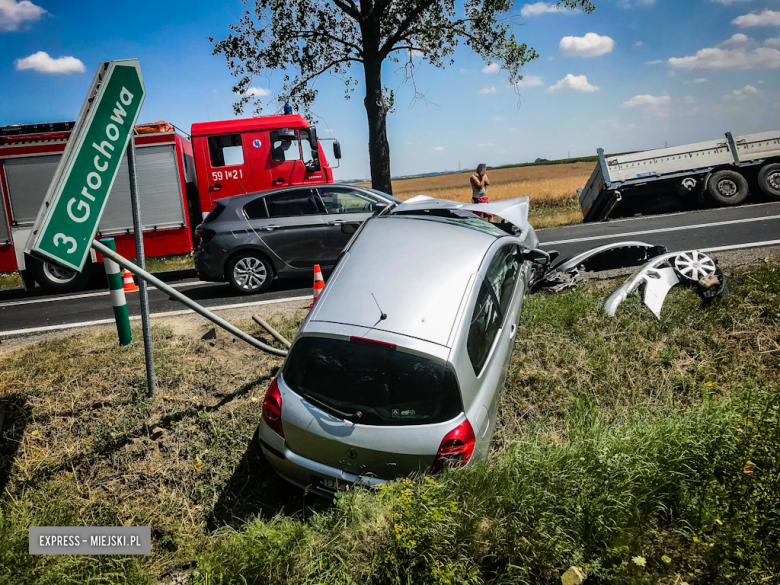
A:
[{"left": 359, "top": 162, "right": 593, "bottom": 228}]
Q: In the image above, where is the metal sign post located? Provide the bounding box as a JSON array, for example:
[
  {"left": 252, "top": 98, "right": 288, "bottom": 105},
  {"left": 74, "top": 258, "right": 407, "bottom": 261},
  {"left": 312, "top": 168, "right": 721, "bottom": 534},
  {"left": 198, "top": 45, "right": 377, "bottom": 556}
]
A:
[{"left": 126, "top": 138, "right": 156, "bottom": 397}]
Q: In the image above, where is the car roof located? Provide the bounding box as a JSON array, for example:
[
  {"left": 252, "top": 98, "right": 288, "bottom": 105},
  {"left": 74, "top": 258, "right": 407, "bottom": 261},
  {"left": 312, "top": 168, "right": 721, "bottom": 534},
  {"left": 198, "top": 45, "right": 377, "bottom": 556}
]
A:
[
  {"left": 310, "top": 215, "right": 498, "bottom": 348},
  {"left": 213, "top": 184, "right": 392, "bottom": 209}
]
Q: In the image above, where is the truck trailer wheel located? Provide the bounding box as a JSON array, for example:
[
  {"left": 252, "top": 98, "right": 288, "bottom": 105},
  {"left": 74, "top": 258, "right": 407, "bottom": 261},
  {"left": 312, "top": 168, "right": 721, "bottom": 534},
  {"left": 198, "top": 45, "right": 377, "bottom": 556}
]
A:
[
  {"left": 227, "top": 252, "right": 274, "bottom": 295},
  {"left": 32, "top": 258, "right": 91, "bottom": 293},
  {"left": 707, "top": 170, "right": 749, "bottom": 206},
  {"left": 757, "top": 163, "right": 780, "bottom": 200}
]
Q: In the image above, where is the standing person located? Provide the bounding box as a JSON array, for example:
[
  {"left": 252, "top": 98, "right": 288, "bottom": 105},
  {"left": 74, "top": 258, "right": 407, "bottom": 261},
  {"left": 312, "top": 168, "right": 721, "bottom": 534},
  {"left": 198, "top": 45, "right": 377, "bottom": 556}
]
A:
[{"left": 470, "top": 164, "right": 491, "bottom": 219}]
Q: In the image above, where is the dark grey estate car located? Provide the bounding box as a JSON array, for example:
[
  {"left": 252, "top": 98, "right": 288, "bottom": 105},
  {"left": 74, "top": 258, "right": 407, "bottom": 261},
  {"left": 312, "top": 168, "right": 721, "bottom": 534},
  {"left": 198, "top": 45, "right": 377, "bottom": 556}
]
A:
[{"left": 194, "top": 185, "right": 399, "bottom": 293}]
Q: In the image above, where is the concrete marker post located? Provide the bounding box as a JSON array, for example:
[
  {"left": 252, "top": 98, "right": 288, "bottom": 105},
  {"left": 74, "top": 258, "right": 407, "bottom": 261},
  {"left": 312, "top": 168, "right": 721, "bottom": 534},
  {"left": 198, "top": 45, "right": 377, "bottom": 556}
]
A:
[
  {"left": 101, "top": 237, "right": 132, "bottom": 346},
  {"left": 126, "top": 138, "right": 156, "bottom": 397}
]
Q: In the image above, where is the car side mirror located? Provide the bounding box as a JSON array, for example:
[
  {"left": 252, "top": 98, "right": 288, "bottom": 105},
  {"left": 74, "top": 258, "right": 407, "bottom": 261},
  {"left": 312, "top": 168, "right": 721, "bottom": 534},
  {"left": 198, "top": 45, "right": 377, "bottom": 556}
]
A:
[
  {"left": 333, "top": 140, "right": 342, "bottom": 160},
  {"left": 524, "top": 248, "right": 551, "bottom": 267},
  {"left": 341, "top": 223, "right": 358, "bottom": 235}
]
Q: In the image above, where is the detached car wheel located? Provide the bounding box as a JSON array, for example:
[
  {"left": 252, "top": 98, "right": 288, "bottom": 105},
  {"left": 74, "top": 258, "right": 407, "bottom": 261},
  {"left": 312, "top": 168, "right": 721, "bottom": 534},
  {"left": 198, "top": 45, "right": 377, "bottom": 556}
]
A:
[
  {"left": 227, "top": 252, "right": 273, "bottom": 294},
  {"left": 757, "top": 163, "right": 780, "bottom": 200},
  {"left": 32, "top": 258, "right": 91, "bottom": 293},
  {"left": 708, "top": 169, "right": 749, "bottom": 206}
]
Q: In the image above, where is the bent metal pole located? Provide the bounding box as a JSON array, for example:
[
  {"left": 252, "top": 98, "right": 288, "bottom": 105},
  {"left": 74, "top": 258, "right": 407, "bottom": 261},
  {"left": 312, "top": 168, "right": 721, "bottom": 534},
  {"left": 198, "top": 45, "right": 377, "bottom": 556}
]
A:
[
  {"left": 126, "top": 137, "right": 156, "bottom": 397},
  {"left": 100, "top": 237, "right": 132, "bottom": 346},
  {"left": 90, "top": 239, "right": 288, "bottom": 357}
]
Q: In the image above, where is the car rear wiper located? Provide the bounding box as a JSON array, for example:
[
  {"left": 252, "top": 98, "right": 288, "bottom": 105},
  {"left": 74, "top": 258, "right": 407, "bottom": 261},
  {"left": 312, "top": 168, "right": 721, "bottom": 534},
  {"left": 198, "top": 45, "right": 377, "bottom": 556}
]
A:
[{"left": 300, "top": 392, "right": 363, "bottom": 421}]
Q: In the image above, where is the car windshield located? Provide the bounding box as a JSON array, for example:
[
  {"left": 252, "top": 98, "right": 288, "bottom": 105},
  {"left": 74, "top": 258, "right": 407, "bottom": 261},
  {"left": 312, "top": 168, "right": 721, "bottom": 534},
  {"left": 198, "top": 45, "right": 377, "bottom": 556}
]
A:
[{"left": 283, "top": 336, "right": 462, "bottom": 426}]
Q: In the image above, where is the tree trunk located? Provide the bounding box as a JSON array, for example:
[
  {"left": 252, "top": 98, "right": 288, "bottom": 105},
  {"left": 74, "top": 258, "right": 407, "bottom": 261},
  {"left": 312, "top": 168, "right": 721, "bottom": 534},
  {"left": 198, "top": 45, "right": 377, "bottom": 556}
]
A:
[{"left": 363, "top": 54, "right": 393, "bottom": 195}]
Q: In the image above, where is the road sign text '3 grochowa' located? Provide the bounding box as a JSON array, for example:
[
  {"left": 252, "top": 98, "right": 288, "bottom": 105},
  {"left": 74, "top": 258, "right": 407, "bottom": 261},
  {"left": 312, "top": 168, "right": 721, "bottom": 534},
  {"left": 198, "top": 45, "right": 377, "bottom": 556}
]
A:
[{"left": 30, "top": 61, "right": 145, "bottom": 271}]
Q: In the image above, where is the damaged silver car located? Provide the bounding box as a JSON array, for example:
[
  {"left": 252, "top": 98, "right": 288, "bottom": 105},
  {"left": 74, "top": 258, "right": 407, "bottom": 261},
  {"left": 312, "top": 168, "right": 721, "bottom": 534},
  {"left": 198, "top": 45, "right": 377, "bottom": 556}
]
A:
[{"left": 255, "top": 196, "right": 549, "bottom": 497}]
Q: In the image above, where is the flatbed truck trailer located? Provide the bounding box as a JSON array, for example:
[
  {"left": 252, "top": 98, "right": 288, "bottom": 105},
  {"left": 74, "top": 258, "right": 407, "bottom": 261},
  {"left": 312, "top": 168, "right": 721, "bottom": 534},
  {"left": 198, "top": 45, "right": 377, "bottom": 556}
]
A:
[{"left": 578, "top": 129, "right": 780, "bottom": 222}]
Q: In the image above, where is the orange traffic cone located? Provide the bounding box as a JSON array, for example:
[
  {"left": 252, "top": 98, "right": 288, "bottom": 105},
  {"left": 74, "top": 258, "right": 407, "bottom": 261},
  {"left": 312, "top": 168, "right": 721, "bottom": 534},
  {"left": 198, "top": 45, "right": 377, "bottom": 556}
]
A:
[
  {"left": 309, "top": 264, "right": 325, "bottom": 309},
  {"left": 123, "top": 270, "right": 139, "bottom": 293}
]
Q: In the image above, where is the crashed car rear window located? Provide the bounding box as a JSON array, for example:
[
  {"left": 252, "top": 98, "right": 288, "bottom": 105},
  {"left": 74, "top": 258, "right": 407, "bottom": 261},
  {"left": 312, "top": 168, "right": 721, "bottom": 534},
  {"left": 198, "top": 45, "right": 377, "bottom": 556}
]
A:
[{"left": 283, "top": 337, "right": 462, "bottom": 426}]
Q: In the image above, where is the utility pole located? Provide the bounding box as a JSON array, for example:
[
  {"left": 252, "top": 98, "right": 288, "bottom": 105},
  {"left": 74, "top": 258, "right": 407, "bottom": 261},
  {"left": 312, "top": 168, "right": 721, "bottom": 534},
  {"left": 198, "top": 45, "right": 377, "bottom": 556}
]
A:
[{"left": 458, "top": 160, "right": 461, "bottom": 172}]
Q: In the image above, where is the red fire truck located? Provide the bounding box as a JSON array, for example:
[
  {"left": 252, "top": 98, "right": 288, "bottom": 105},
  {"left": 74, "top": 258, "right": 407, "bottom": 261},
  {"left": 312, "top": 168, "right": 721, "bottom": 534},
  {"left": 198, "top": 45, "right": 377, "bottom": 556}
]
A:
[{"left": 0, "top": 114, "right": 340, "bottom": 292}]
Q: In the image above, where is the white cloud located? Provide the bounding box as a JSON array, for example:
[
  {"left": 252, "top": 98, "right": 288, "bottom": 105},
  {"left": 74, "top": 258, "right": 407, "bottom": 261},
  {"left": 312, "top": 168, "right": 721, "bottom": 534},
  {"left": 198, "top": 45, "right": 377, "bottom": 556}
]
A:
[
  {"left": 758, "top": 79, "right": 765, "bottom": 84},
  {"left": 765, "top": 37, "right": 780, "bottom": 48},
  {"left": 684, "top": 95, "right": 697, "bottom": 105},
  {"left": 669, "top": 46, "right": 780, "bottom": 69},
  {"left": 520, "top": 2, "right": 579, "bottom": 16},
  {"left": 646, "top": 59, "right": 663, "bottom": 65},
  {"left": 559, "top": 33, "right": 615, "bottom": 58},
  {"left": 0, "top": 0, "right": 46, "bottom": 31},
  {"left": 15, "top": 51, "right": 85, "bottom": 74},
  {"left": 459, "top": 68, "right": 468, "bottom": 73},
  {"left": 482, "top": 63, "right": 500, "bottom": 74},
  {"left": 513, "top": 75, "right": 543, "bottom": 87},
  {"left": 478, "top": 86, "right": 496, "bottom": 94},
  {"left": 633, "top": 41, "right": 644, "bottom": 48},
  {"left": 623, "top": 94, "right": 672, "bottom": 117},
  {"left": 242, "top": 86, "right": 271, "bottom": 98},
  {"left": 434, "top": 146, "right": 444, "bottom": 151},
  {"left": 623, "top": 94, "right": 672, "bottom": 108},
  {"left": 721, "top": 33, "right": 750, "bottom": 46},
  {"left": 711, "top": 0, "right": 752, "bottom": 4},
  {"left": 733, "top": 9, "right": 780, "bottom": 28},
  {"left": 695, "top": 77, "right": 709, "bottom": 83},
  {"left": 509, "top": 127, "right": 518, "bottom": 132},
  {"left": 547, "top": 74, "right": 599, "bottom": 93},
  {"left": 723, "top": 85, "right": 760, "bottom": 101}
]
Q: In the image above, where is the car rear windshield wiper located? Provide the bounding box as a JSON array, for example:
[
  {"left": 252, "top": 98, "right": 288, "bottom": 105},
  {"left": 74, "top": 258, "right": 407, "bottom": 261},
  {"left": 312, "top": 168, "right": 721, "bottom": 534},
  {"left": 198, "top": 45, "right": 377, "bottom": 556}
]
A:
[{"left": 299, "top": 391, "right": 363, "bottom": 421}]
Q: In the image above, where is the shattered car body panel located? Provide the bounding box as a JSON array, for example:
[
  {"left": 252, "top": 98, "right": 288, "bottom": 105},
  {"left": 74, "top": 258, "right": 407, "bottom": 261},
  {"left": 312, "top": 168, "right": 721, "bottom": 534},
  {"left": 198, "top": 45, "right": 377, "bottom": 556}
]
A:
[
  {"left": 551, "top": 241, "right": 668, "bottom": 274},
  {"left": 533, "top": 241, "right": 668, "bottom": 292},
  {"left": 603, "top": 251, "right": 718, "bottom": 318}
]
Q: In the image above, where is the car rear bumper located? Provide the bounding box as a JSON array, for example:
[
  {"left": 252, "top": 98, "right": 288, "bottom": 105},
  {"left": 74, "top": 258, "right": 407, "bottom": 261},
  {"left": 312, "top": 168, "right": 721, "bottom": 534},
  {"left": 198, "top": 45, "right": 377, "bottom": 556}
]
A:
[
  {"left": 193, "top": 247, "right": 225, "bottom": 282},
  {"left": 256, "top": 420, "right": 390, "bottom": 498}
]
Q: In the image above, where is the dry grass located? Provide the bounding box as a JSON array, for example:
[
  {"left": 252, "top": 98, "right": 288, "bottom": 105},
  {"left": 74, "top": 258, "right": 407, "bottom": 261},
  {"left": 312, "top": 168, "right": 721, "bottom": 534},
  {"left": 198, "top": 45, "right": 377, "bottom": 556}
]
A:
[{"left": 359, "top": 162, "right": 592, "bottom": 229}]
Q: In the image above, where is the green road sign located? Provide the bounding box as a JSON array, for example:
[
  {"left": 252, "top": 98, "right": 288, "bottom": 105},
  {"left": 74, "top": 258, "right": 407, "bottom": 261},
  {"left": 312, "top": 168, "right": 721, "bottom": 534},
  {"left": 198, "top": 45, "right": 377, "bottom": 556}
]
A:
[{"left": 26, "top": 60, "right": 145, "bottom": 272}]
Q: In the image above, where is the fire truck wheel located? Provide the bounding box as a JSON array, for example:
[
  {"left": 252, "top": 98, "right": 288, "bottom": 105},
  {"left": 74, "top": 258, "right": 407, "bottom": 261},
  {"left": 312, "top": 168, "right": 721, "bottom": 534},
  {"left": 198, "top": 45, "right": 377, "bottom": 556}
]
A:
[
  {"left": 32, "top": 258, "right": 92, "bottom": 293},
  {"left": 757, "top": 163, "right": 780, "bottom": 200},
  {"left": 707, "top": 169, "right": 749, "bottom": 206},
  {"left": 227, "top": 252, "right": 274, "bottom": 294}
]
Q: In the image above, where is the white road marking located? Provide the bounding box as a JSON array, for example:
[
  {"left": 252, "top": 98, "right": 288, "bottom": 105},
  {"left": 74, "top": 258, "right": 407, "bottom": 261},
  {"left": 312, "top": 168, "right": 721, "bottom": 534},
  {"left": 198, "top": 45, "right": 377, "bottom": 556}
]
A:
[
  {"left": 0, "top": 280, "right": 212, "bottom": 308},
  {"left": 701, "top": 239, "right": 780, "bottom": 253},
  {"left": 0, "top": 295, "right": 311, "bottom": 338},
  {"left": 541, "top": 214, "right": 780, "bottom": 246}
]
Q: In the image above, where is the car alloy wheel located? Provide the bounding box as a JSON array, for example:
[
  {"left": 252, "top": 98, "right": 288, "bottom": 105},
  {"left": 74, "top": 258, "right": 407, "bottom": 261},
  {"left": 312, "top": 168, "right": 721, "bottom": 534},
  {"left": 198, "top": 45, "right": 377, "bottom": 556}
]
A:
[{"left": 233, "top": 256, "right": 268, "bottom": 291}]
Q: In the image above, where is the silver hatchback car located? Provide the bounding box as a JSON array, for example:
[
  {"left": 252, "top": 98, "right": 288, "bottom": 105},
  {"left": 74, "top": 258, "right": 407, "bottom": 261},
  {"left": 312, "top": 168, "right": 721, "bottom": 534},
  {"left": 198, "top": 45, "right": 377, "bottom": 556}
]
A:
[{"left": 255, "top": 196, "right": 547, "bottom": 497}]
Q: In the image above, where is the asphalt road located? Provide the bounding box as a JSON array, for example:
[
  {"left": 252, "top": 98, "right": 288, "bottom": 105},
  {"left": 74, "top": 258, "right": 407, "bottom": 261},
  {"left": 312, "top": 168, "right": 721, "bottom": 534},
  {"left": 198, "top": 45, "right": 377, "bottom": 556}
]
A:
[{"left": 2, "top": 200, "right": 779, "bottom": 337}]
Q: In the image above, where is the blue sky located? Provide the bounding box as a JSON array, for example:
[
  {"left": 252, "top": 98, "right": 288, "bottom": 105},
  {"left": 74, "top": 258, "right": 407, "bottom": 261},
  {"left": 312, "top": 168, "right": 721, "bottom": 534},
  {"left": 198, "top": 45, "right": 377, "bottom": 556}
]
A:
[{"left": 2, "top": 0, "right": 779, "bottom": 181}]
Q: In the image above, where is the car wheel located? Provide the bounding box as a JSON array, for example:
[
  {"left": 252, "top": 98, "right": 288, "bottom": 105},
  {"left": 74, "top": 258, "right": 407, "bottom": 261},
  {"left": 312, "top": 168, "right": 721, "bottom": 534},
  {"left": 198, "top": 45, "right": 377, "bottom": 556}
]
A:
[
  {"left": 707, "top": 169, "right": 749, "bottom": 206},
  {"left": 32, "top": 258, "right": 91, "bottom": 293},
  {"left": 757, "top": 163, "right": 780, "bottom": 200},
  {"left": 227, "top": 252, "right": 273, "bottom": 294}
]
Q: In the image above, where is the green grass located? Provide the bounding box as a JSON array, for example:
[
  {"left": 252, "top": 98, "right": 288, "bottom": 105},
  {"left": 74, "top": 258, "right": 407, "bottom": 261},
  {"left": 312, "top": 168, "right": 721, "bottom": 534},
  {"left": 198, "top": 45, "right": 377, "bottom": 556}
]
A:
[
  {"left": 1, "top": 262, "right": 778, "bottom": 584},
  {"left": 0, "top": 271, "right": 22, "bottom": 290}
]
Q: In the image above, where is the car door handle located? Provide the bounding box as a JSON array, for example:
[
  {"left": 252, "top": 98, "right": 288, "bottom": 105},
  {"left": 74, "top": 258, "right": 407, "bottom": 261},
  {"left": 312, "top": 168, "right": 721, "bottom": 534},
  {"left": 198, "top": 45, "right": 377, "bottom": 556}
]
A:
[
  {"left": 510, "top": 324, "right": 517, "bottom": 337},
  {"left": 327, "top": 219, "right": 347, "bottom": 225},
  {"left": 273, "top": 178, "right": 285, "bottom": 184},
  {"left": 262, "top": 225, "right": 280, "bottom": 231}
]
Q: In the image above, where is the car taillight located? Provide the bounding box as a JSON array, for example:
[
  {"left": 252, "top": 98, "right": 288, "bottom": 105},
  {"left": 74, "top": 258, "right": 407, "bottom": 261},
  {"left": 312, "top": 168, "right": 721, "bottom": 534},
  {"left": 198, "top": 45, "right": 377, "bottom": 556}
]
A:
[
  {"left": 431, "top": 419, "right": 475, "bottom": 475},
  {"left": 262, "top": 378, "right": 284, "bottom": 437},
  {"left": 194, "top": 228, "right": 215, "bottom": 245}
]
